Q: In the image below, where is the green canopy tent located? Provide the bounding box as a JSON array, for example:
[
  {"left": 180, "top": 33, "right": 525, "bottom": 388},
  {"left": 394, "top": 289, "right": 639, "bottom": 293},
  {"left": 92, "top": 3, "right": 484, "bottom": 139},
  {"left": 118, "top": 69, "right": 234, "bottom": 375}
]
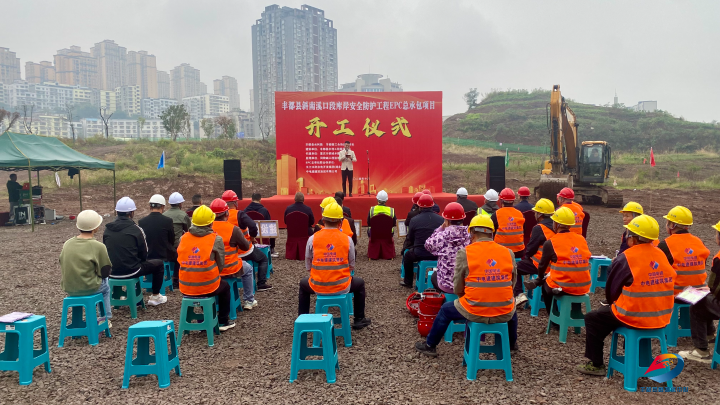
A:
[{"left": 0, "top": 132, "right": 116, "bottom": 231}]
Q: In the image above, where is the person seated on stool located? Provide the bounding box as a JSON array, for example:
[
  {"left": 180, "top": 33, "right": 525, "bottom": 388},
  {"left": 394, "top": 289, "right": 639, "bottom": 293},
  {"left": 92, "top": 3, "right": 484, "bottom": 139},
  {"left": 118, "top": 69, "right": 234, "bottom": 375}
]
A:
[
  {"left": 425, "top": 202, "right": 471, "bottom": 294},
  {"left": 186, "top": 194, "right": 202, "bottom": 217},
  {"left": 515, "top": 198, "right": 556, "bottom": 307},
  {"left": 618, "top": 202, "right": 646, "bottom": 256},
  {"left": 404, "top": 192, "right": 424, "bottom": 231},
  {"left": 455, "top": 187, "right": 477, "bottom": 213},
  {"left": 515, "top": 187, "right": 534, "bottom": 213},
  {"left": 491, "top": 188, "right": 526, "bottom": 260},
  {"left": 415, "top": 215, "right": 518, "bottom": 356},
  {"left": 556, "top": 187, "right": 584, "bottom": 235},
  {"left": 138, "top": 194, "right": 176, "bottom": 269},
  {"left": 315, "top": 197, "right": 354, "bottom": 238},
  {"left": 400, "top": 194, "right": 444, "bottom": 288},
  {"left": 523, "top": 206, "right": 592, "bottom": 317},
  {"left": 367, "top": 190, "right": 396, "bottom": 238},
  {"left": 284, "top": 192, "right": 315, "bottom": 236},
  {"left": 178, "top": 205, "right": 236, "bottom": 331},
  {"left": 60, "top": 210, "right": 113, "bottom": 327},
  {"left": 335, "top": 191, "right": 352, "bottom": 218},
  {"left": 209, "top": 198, "right": 257, "bottom": 311},
  {"left": 298, "top": 202, "right": 371, "bottom": 329},
  {"left": 164, "top": 192, "right": 191, "bottom": 288},
  {"left": 578, "top": 215, "right": 675, "bottom": 375},
  {"left": 334, "top": 194, "right": 357, "bottom": 245},
  {"left": 245, "top": 192, "right": 279, "bottom": 258}
]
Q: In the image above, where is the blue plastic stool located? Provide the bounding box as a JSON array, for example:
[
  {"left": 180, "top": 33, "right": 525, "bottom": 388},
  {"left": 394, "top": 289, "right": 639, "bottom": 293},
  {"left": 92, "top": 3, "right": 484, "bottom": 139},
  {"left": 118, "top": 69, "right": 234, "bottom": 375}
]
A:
[
  {"left": 256, "top": 245, "right": 273, "bottom": 277},
  {"left": 313, "top": 294, "right": 353, "bottom": 348},
  {"left": 545, "top": 294, "right": 592, "bottom": 343},
  {"left": 462, "top": 321, "right": 513, "bottom": 381},
  {"left": 0, "top": 315, "right": 51, "bottom": 385},
  {"left": 139, "top": 262, "right": 174, "bottom": 295},
  {"left": 177, "top": 297, "right": 220, "bottom": 347},
  {"left": 290, "top": 314, "right": 339, "bottom": 383},
  {"left": 443, "top": 293, "right": 466, "bottom": 343},
  {"left": 589, "top": 257, "right": 612, "bottom": 293},
  {"left": 417, "top": 261, "right": 438, "bottom": 292},
  {"left": 712, "top": 329, "right": 720, "bottom": 370},
  {"left": 58, "top": 294, "right": 112, "bottom": 347},
  {"left": 607, "top": 326, "right": 671, "bottom": 392},
  {"left": 400, "top": 249, "right": 419, "bottom": 280},
  {"left": 525, "top": 275, "right": 546, "bottom": 317},
  {"left": 109, "top": 277, "right": 146, "bottom": 319},
  {"left": 122, "top": 320, "right": 181, "bottom": 389},
  {"left": 665, "top": 303, "right": 691, "bottom": 347},
  {"left": 225, "top": 277, "right": 244, "bottom": 321}
]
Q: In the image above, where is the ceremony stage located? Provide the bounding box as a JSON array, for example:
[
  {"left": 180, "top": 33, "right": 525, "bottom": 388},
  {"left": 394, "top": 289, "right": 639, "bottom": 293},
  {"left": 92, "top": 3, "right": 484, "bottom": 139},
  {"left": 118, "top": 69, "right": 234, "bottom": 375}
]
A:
[{"left": 237, "top": 193, "right": 486, "bottom": 228}]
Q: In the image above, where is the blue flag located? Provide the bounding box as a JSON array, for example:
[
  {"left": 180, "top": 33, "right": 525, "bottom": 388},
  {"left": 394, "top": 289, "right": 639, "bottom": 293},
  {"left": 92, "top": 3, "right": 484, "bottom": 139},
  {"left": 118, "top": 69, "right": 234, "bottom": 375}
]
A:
[{"left": 157, "top": 151, "right": 165, "bottom": 169}]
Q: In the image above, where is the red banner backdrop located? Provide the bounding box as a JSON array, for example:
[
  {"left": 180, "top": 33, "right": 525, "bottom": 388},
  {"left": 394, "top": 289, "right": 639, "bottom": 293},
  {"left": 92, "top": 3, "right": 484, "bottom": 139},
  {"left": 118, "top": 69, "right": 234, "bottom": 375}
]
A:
[{"left": 275, "top": 91, "right": 443, "bottom": 196}]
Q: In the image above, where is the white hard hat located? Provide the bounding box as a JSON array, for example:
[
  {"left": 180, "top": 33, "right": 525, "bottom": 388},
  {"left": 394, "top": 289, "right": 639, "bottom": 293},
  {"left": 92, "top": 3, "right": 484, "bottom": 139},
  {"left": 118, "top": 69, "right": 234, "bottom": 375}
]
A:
[
  {"left": 76, "top": 210, "right": 103, "bottom": 232},
  {"left": 484, "top": 189, "right": 499, "bottom": 202},
  {"left": 377, "top": 190, "right": 388, "bottom": 202},
  {"left": 115, "top": 196, "right": 137, "bottom": 212},
  {"left": 456, "top": 187, "right": 468, "bottom": 196},
  {"left": 168, "top": 192, "right": 184, "bottom": 205},
  {"left": 149, "top": 194, "right": 166, "bottom": 206}
]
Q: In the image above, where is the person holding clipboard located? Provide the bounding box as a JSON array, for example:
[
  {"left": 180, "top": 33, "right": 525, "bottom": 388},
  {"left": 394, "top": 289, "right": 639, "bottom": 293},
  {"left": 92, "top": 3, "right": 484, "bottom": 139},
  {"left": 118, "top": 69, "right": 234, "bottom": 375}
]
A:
[{"left": 338, "top": 141, "right": 357, "bottom": 197}]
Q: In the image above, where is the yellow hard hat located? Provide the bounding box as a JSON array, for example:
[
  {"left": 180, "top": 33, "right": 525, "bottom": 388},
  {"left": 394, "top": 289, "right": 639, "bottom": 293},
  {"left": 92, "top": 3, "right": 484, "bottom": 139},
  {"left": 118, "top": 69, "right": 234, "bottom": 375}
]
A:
[
  {"left": 191, "top": 205, "right": 216, "bottom": 227},
  {"left": 532, "top": 198, "right": 555, "bottom": 215},
  {"left": 624, "top": 214, "right": 660, "bottom": 241},
  {"left": 619, "top": 201, "right": 644, "bottom": 215},
  {"left": 663, "top": 206, "right": 693, "bottom": 226},
  {"left": 551, "top": 206, "right": 576, "bottom": 226},
  {"left": 320, "top": 196, "right": 335, "bottom": 209},
  {"left": 468, "top": 214, "right": 495, "bottom": 233},
  {"left": 322, "top": 202, "right": 344, "bottom": 219},
  {"left": 711, "top": 220, "right": 720, "bottom": 233}
]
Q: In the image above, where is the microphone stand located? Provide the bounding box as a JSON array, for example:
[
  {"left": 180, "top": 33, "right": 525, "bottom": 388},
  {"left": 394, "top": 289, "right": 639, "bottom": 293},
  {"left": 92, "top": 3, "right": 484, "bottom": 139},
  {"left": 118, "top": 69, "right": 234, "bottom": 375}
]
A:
[{"left": 366, "top": 150, "right": 371, "bottom": 196}]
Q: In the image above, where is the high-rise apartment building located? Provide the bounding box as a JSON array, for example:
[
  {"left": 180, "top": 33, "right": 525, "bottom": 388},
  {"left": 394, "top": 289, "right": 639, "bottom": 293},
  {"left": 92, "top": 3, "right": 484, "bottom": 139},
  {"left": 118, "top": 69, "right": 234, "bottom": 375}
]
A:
[
  {"left": 157, "top": 71, "right": 170, "bottom": 99},
  {"left": 91, "top": 40, "right": 127, "bottom": 91},
  {"left": 0, "top": 47, "right": 22, "bottom": 84},
  {"left": 54, "top": 46, "right": 99, "bottom": 89},
  {"left": 127, "top": 51, "right": 158, "bottom": 99},
  {"left": 25, "top": 61, "right": 56, "bottom": 84},
  {"left": 96, "top": 90, "right": 117, "bottom": 113},
  {"left": 115, "top": 85, "right": 141, "bottom": 116},
  {"left": 214, "top": 76, "right": 240, "bottom": 110},
  {"left": 339, "top": 73, "right": 403, "bottom": 92},
  {"left": 181, "top": 94, "right": 229, "bottom": 120},
  {"left": 170, "top": 63, "right": 202, "bottom": 100},
  {"left": 141, "top": 98, "right": 177, "bottom": 119},
  {"left": 252, "top": 5, "right": 338, "bottom": 137}
]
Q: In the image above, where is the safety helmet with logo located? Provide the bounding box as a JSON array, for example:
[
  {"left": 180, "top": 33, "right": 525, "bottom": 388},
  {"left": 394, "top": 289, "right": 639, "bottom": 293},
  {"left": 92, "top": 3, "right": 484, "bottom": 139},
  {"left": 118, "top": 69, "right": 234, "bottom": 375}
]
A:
[
  {"left": 442, "top": 202, "right": 466, "bottom": 220},
  {"left": 518, "top": 186, "right": 531, "bottom": 197},
  {"left": 191, "top": 205, "right": 216, "bottom": 227},
  {"left": 467, "top": 214, "right": 495, "bottom": 233},
  {"left": 421, "top": 189, "right": 432, "bottom": 195},
  {"left": 499, "top": 188, "right": 516, "bottom": 202},
  {"left": 551, "top": 206, "right": 576, "bottom": 226},
  {"left": 209, "top": 198, "right": 229, "bottom": 214},
  {"left": 377, "top": 190, "right": 388, "bottom": 202},
  {"left": 115, "top": 197, "right": 137, "bottom": 213},
  {"left": 149, "top": 194, "right": 166, "bottom": 206},
  {"left": 322, "top": 202, "right": 344, "bottom": 219},
  {"left": 456, "top": 187, "right": 468, "bottom": 196},
  {"left": 320, "top": 196, "right": 335, "bottom": 209},
  {"left": 557, "top": 187, "right": 575, "bottom": 200},
  {"left": 412, "top": 192, "right": 423, "bottom": 204},
  {"left": 532, "top": 198, "right": 555, "bottom": 215},
  {"left": 417, "top": 194, "right": 434, "bottom": 208},
  {"left": 619, "top": 201, "right": 643, "bottom": 215},
  {"left": 484, "top": 189, "right": 499, "bottom": 202},
  {"left": 711, "top": 220, "right": 720, "bottom": 233},
  {"left": 624, "top": 214, "right": 660, "bottom": 241},
  {"left": 221, "top": 190, "right": 239, "bottom": 202},
  {"left": 663, "top": 206, "right": 693, "bottom": 226},
  {"left": 168, "top": 192, "right": 184, "bottom": 205}
]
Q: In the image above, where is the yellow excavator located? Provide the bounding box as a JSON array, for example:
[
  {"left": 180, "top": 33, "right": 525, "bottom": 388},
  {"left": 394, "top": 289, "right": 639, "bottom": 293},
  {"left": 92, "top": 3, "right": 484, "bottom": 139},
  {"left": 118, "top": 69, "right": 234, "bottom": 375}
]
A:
[{"left": 534, "top": 85, "right": 623, "bottom": 207}]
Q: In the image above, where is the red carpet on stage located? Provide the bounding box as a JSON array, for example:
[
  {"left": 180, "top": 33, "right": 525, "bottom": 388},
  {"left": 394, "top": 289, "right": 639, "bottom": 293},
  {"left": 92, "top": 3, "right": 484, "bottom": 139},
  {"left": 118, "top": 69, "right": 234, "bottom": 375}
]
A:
[{"left": 237, "top": 193, "right": 486, "bottom": 228}]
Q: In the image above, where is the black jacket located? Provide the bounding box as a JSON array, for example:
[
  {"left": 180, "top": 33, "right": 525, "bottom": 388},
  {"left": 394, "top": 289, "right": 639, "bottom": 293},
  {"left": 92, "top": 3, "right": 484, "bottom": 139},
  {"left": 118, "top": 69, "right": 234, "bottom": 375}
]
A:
[
  {"left": 235, "top": 210, "right": 259, "bottom": 238},
  {"left": 523, "top": 217, "right": 554, "bottom": 261},
  {"left": 343, "top": 206, "right": 352, "bottom": 218},
  {"left": 456, "top": 197, "right": 478, "bottom": 213},
  {"left": 284, "top": 202, "right": 315, "bottom": 235},
  {"left": 103, "top": 216, "right": 149, "bottom": 277},
  {"left": 138, "top": 212, "right": 176, "bottom": 261},
  {"left": 245, "top": 202, "right": 271, "bottom": 220},
  {"left": 406, "top": 208, "right": 444, "bottom": 256},
  {"left": 515, "top": 199, "right": 534, "bottom": 213}
]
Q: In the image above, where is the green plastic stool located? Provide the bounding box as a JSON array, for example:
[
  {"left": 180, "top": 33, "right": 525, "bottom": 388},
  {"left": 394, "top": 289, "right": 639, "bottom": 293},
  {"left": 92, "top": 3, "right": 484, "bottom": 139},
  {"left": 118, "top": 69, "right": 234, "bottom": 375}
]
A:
[
  {"left": 545, "top": 294, "right": 592, "bottom": 343},
  {"left": 443, "top": 293, "right": 466, "bottom": 343},
  {"left": 463, "top": 321, "right": 513, "bottom": 381},
  {"left": 58, "top": 293, "right": 112, "bottom": 347},
  {"left": 416, "top": 261, "right": 438, "bottom": 292},
  {"left": 109, "top": 277, "right": 145, "bottom": 319},
  {"left": 664, "top": 303, "right": 691, "bottom": 347},
  {"left": 225, "top": 277, "right": 244, "bottom": 321},
  {"left": 122, "top": 320, "right": 181, "bottom": 389},
  {"left": 313, "top": 294, "right": 352, "bottom": 348},
  {"left": 139, "top": 262, "right": 174, "bottom": 295},
  {"left": 0, "top": 315, "right": 51, "bottom": 385},
  {"left": 607, "top": 326, "right": 671, "bottom": 392},
  {"left": 712, "top": 328, "right": 720, "bottom": 370},
  {"left": 177, "top": 297, "right": 220, "bottom": 347},
  {"left": 290, "top": 314, "right": 339, "bottom": 383}
]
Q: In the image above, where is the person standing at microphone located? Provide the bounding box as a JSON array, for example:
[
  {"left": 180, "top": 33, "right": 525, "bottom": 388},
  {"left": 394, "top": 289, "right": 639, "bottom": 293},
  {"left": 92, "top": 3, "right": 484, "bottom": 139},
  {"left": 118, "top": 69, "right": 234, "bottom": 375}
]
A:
[{"left": 338, "top": 140, "right": 357, "bottom": 197}]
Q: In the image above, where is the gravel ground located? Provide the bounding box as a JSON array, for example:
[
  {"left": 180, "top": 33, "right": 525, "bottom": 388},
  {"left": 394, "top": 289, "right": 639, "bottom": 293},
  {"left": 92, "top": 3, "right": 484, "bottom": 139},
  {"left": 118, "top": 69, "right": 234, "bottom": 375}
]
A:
[{"left": 0, "top": 189, "right": 718, "bottom": 404}]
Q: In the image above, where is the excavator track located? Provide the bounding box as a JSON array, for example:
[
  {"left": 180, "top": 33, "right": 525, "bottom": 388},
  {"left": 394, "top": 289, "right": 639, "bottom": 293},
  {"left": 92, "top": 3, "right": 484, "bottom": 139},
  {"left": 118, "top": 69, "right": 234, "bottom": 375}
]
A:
[{"left": 602, "top": 187, "right": 624, "bottom": 208}]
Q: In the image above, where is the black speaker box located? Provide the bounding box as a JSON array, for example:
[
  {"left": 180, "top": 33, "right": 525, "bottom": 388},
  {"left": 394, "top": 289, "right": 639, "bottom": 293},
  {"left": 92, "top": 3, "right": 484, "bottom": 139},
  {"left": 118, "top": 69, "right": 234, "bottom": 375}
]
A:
[
  {"left": 224, "top": 159, "right": 242, "bottom": 199},
  {"left": 486, "top": 156, "right": 505, "bottom": 191}
]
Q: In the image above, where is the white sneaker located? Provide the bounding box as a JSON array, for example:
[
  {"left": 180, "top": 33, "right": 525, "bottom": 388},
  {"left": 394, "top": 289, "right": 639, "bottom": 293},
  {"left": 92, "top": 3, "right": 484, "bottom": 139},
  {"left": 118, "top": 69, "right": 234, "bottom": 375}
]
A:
[
  {"left": 678, "top": 349, "right": 712, "bottom": 363},
  {"left": 271, "top": 252, "right": 279, "bottom": 258},
  {"left": 147, "top": 294, "right": 167, "bottom": 306},
  {"left": 515, "top": 293, "right": 528, "bottom": 306},
  {"left": 243, "top": 299, "right": 258, "bottom": 310},
  {"left": 107, "top": 320, "right": 112, "bottom": 329}
]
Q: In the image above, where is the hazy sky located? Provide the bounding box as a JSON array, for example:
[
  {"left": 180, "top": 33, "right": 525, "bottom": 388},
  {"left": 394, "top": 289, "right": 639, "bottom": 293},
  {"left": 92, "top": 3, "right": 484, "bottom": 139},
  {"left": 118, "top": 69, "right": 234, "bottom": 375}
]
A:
[{"left": 3, "top": 0, "right": 719, "bottom": 122}]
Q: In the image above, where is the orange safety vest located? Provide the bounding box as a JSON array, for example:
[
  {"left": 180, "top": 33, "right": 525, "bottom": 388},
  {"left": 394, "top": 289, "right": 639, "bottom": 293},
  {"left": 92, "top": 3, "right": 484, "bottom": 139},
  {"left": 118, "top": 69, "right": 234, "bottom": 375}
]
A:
[
  {"left": 494, "top": 207, "right": 525, "bottom": 252},
  {"left": 309, "top": 228, "right": 352, "bottom": 294},
  {"left": 459, "top": 241, "right": 515, "bottom": 317},
  {"left": 177, "top": 232, "right": 221, "bottom": 295},
  {"left": 227, "top": 208, "right": 253, "bottom": 257},
  {"left": 546, "top": 232, "right": 592, "bottom": 295},
  {"left": 531, "top": 224, "right": 556, "bottom": 271},
  {"left": 664, "top": 233, "right": 710, "bottom": 292},
  {"left": 211, "top": 220, "right": 242, "bottom": 276},
  {"left": 564, "top": 202, "right": 585, "bottom": 235},
  {"left": 318, "top": 219, "right": 354, "bottom": 238},
  {"left": 612, "top": 243, "right": 676, "bottom": 329},
  {"left": 228, "top": 208, "right": 239, "bottom": 227}
]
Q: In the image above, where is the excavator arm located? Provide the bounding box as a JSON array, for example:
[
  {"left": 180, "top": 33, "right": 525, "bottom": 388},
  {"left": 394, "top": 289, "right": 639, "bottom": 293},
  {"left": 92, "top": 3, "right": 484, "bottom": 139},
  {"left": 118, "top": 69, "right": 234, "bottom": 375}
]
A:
[{"left": 547, "top": 84, "right": 578, "bottom": 174}]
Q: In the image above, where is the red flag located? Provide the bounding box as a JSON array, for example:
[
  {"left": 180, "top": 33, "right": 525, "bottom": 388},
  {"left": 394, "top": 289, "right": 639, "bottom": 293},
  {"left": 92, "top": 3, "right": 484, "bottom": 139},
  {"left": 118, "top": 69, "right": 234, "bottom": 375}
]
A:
[{"left": 650, "top": 147, "right": 656, "bottom": 167}]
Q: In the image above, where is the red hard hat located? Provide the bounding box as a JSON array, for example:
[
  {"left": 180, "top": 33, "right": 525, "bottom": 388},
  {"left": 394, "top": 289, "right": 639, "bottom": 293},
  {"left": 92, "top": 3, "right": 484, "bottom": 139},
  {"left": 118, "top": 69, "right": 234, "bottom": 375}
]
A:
[
  {"left": 417, "top": 194, "right": 434, "bottom": 208},
  {"left": 442, "top": 202, "right": 466, "bottom": 220},
  {"left": 499, "top": 188, "right": 516, "bottom": 201},
  {"left": 421, "top": 189, "right": 432, "bottom": 195},
  {"left": 210, "top": 198, "right": 229, "bottom": 214},
  {"left": 557, "top": 187, "right": 575, "bottom": 199},
  {"left": 412, "top": 192, "right": 423, "bottom": 204},
  {"left": 518, "top": 186, "right": 531, "bottom": 197},
  {"left": 221, "top": 190, "right": 238, "bottom": 202}
]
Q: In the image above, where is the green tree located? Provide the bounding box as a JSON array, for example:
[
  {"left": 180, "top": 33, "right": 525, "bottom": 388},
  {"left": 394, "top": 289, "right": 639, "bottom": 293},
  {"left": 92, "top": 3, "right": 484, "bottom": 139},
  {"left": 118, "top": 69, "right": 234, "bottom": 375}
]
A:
[
  {"left": 137, "top": 116, "right": 146, "bottom": 138},
  {"left": 160, "top": 104, "right": 190, "bottom": 141},
  {"left": 201, "top": 118, "right": 216, "bottom": 138},
  {"left": 215, "top": 116, "right": 237, "bottom": 139},
  {"left": 463, "top": 88, "right": 479, "bottom": 110}
]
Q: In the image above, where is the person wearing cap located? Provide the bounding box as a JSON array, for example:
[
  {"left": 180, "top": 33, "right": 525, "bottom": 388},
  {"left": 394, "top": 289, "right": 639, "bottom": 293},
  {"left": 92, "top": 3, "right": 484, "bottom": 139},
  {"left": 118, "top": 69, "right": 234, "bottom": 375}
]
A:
[
  {"left": 163, "top": 192, "right": 191, "bottom": 287},
  {"left": 478, "top": 189, "right": 499, "bottom": 217},
  {"left": 523, "top": 206, "right": 592, "bottom": 315},
  {"left": 679, "top": 219, "right": 720, "bottom": 363},
  {"left": 424, "top": 202, "right": 471, "bottom": 294},
  {"left": 284, "top": 192, "right": 316, "bottom": 236},
  {"left": 415, "top": 215, "right": 518, "bottom": 357},
  {"left": 515, "top": 198, "right": 556, "bottom": 305},
  {"left": 455, "top": 187, "right": 478, "bottom": 214},
  {"left": 618, "top": 202, "right": 646, "bottom": 255},
  {"left": 339, "top": 140, "right": 357, "bottom": 197},
  {"left": 404, "top": 192, "right": 424, "bottom": 229},
  {"left": 60, "top": 210, "right": 114, "bottom": 325},
  {"left": 104, "top": 197, "right": 167, "bottom": 306},
  {"left": 401, "top": 194, "right": 444, "bottom": 288},
  {"left": 177, "top": 205, "right": 236, "bottom": 331},
  {"left": 244, "top": 192, "right": 278, "bottom": 258},
  {"left": 367, "top": 190, "right": 396, "bottom": 237},
  {"left": 491, "top": 188, "right": 526, "bottom": 259},
  {"left": 556, "top": 187, "right": 585, "bottom": 235},
  {"left": 334, "top": 191, "right": 352, "bottom": 217},
  {"left": 332, "top": 194, "right": 358, "bottom": 245},
  {"left": 656, "top": 206, "right": 710, "bottom": 294},
  {"left": 515, "top": 187, "right": 533, "bottom": 213},
  {"left": 299, "top": 202, "right": 371, "bottom": 329},
  {"left": 138, "top": 195, "right": 176, "bottom": 264},
  {"left": 186, "top": 194, "right": 202, "bottom": 217},
  {"left": 579, "top": 215, "right": 675, "bottom": 376}
]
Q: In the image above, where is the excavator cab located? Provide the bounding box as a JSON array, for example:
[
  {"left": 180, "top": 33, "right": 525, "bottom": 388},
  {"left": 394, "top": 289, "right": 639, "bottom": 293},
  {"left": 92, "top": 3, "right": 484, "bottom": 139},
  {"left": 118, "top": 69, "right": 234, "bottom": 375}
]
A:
[{"left": 578, "top": 141, "right": 611, "bottom": 183}]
